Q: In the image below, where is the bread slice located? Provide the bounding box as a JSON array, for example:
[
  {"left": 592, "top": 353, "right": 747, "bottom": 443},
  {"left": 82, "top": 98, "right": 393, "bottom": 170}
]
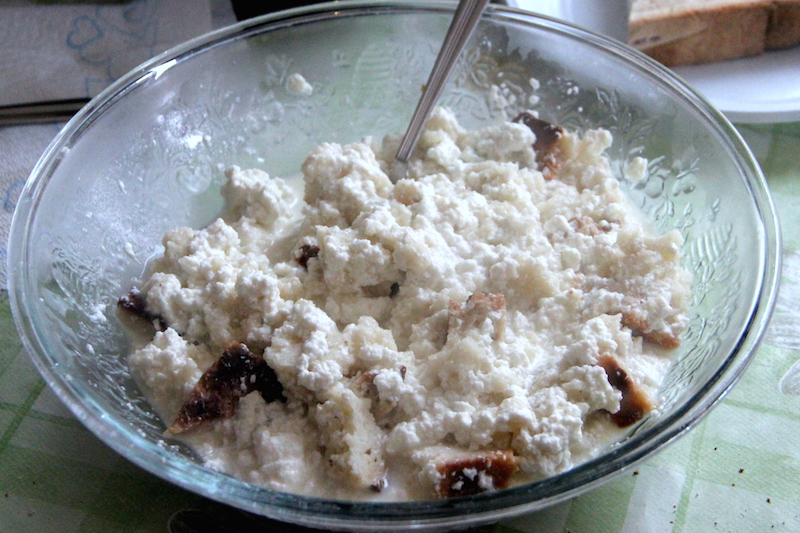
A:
[
  {"left": 628, "top": 0, "right": 800, "bottom": 66},
  {"left": 767, "top": 0, "right": 800, "bottom": 47}
]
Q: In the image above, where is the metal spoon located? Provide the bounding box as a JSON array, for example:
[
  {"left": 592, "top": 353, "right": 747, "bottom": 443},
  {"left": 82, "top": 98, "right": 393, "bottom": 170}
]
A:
[
  {"left": 389, "top": 0, "right": 490, "bottom": 183},
  {"left": 0, "top": 98, "right": 90, "bottom": 127}
]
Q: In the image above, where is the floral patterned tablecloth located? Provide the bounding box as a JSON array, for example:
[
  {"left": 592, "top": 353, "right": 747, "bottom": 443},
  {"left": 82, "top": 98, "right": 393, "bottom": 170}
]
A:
[{"left": 2, "top": 2, "right": 800, "bottom": 532}]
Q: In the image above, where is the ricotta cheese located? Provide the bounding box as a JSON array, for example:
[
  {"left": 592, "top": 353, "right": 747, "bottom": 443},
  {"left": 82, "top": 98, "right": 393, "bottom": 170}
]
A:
[
  {"left": 124, "top": 107, "right": 691, "bottom": 501},
  {"left": 286, "top": 73, "right": 313, "bottom": 96}
]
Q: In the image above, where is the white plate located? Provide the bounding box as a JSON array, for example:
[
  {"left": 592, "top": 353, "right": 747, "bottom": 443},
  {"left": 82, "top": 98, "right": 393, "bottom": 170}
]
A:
[{"left": 509, "top": 0, "right": 800, "bottom": 123}]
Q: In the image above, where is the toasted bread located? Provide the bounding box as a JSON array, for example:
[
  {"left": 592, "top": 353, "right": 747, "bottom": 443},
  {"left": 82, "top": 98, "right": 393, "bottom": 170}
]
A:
[{"left": 628, "top": 0, "right": 800, "bottom": 66}]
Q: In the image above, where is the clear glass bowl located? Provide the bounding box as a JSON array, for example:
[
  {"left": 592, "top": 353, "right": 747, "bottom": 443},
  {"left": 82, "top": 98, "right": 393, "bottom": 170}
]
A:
[{"left": 7, "top": 1, "right": 781, "bottom": 530}]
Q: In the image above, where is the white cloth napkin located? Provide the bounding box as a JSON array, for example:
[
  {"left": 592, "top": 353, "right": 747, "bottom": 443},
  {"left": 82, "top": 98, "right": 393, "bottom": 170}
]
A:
[
  {"left": 0, "top": 0, "right": 227, "bottom": 289},
  {"left": 0, "top": 0, "right": 213, "bottom": 106}
]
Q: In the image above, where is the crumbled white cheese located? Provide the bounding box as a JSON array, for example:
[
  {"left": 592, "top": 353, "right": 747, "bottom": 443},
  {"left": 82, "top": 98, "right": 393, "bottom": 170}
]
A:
[
  {"left": 127, "top": 107, "right": 691, "bottom": 501},
  {"left": 625, "top": 156, "right": 649, "bottom": 182},
  {"left": 286, "top": 73, "right": 313, "bottom": 96}
]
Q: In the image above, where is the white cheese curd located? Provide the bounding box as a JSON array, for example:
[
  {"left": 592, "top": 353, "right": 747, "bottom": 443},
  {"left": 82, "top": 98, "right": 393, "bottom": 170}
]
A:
[
  {"left": 126, "top": 107, "right": 691, "bottom": 501},
  {"left": 286, "top": 73, "right": 313, "bottom": 96}
]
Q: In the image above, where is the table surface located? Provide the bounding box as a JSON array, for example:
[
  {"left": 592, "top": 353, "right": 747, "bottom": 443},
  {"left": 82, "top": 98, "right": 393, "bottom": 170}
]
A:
[{"left": 2, "top": 3, "right": 800, "bottom": 533}]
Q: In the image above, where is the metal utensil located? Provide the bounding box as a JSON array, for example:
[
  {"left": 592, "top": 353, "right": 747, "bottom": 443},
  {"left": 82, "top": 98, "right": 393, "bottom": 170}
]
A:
[
  {"left": 0, "top": 98, "right": 90, "bottom": 127},
  {"left": 389, "top": 0, "right": 490, "bottom": 183}
]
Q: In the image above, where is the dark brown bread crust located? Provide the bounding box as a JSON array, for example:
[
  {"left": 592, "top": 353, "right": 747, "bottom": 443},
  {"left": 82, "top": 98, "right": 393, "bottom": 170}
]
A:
[
  {"left": 597, "top": 355, "right": 654, "bottom": 428},
  {"left": 168, "top": 343, "right": 285, "bottom": 434},
  {"left": 513, "top": 112, "right": 565, "bottom": 176},
  {"left": 433, "top": 449, "right": 518, "bottom": 498},
  {"left": 767, "top": 1, "right": 800, "bottom": 48}
]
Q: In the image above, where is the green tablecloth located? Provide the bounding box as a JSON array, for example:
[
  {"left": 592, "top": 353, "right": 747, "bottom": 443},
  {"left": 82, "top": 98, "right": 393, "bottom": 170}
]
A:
[{"left": 0, "top": 121, "right": 798, "bottom": 532}]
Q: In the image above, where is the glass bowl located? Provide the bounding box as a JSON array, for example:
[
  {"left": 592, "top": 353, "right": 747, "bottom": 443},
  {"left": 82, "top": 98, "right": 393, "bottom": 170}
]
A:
[{"left": 6, "top": 1, "right": 780, "bottom": 530}]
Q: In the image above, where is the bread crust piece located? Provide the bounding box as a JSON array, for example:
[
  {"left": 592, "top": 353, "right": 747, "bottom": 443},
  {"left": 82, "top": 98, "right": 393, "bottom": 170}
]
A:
[
  {"left": 767, "top": 1, "right": 800, "bottom": 48},
  {"left": 629, "top": 2, "right": 768, "bottom": 66},
  {"left": 629, "top": 0, "right": 800, "bottom": 66}
]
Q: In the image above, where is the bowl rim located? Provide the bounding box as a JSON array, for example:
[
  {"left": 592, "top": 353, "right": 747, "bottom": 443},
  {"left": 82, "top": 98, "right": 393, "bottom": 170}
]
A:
[{"left": 6, "top": 1, "right": 782, "bottom": 530}]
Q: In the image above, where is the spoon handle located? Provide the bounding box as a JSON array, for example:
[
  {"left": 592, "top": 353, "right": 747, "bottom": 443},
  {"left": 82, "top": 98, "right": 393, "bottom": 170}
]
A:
[
  {"left": 0, "top": 98, "right": 90, "bottom": 127},
  {"left": 390, "top": 0, "right": 490, "bottom": 182}
]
